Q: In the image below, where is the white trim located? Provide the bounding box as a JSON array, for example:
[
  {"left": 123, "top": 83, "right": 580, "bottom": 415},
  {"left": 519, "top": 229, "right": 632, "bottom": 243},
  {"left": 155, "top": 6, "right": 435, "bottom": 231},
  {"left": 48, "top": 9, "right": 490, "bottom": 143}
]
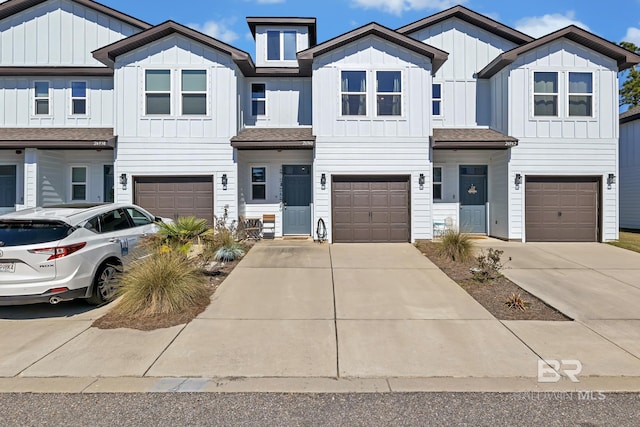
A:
[
  {"left": 567, "top": 71, "right": 594, "bottom": 118},
  {"left": 180, "top": 69, "right": 208, "bottom": 116},
  {"left": 266, "top": 29, "right": 298, "bottom": 62},
  {"left": 251, "top": 82, "right": 267, "bottom": 117},
  {"left": 143, "top": 68, "right": 172, "bottom": 116},
  {"left": 432, "top": 82, "right": 443, "bottom": 117},
  {"left": 432, "top": 165, "right": 443, "bottom": 200},
  {"left": 250, "top": 165, "right": 267, "bottom": 201},
  {"left": 70, "top": 80, "right": 89, "bottom": 116},
  {"left": 532, "top": 70, "right": 559, "bottom": 118},
  {"left": 339, "top": 69, "right": 367, "bottom": 117},
  {"left": 33, "top": 80, "right": 51, "bottom": 116},
  {"left": 70, "top": 165, "right": 88, "bottom": 202},
  {"left": 375, "top": 70, "right": 403, "bottom": 118}
]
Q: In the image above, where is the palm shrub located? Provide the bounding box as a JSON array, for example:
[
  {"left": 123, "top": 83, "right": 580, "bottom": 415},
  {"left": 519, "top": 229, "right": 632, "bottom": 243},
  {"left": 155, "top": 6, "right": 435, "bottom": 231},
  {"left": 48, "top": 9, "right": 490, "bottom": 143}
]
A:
[
  {"left": 113, "top": 251, "right": 209, "bottom": 317},
  {"left": 156, "top": 216, "right": 212, "bottom": 245},
  {"left": 438, "top": 228, "right": 474, "bottom": 262}
]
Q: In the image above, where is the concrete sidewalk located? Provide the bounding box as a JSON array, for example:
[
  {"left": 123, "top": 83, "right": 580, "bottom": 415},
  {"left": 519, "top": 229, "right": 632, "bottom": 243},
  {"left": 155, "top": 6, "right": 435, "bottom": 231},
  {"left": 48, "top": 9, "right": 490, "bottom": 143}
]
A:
[{"left": 1, "top": 240, "right": 640, "bottom": 393}]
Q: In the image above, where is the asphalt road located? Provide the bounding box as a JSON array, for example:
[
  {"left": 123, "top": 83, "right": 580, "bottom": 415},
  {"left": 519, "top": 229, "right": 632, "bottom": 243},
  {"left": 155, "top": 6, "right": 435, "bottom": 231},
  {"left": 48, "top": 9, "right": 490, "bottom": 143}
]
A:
[{"left": 1, "top": 392, "right": 639, "bottom": 426}]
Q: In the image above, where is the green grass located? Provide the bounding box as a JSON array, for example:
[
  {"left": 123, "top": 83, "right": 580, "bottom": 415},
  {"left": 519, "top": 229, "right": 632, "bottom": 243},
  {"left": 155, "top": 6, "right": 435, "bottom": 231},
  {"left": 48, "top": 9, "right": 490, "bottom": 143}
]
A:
[{"left": 608, "top": 231, "right": 640, "bottom": 253}]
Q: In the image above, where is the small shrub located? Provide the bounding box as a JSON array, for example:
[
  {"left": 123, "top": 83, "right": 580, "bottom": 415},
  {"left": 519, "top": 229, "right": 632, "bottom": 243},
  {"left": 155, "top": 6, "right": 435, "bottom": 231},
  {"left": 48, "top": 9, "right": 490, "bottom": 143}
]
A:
[
  {"left": 113, "top": 251, "right": 209, "bottom": 317},
  {"left": 471, "top": 248, "right": 506, "bottom": 282},
  {"left": 156, "top": 216, "right": 212, "bottom": 245},
  {"left": 214, "top": 242, "right": 245, "bottom": 262},
  {"left": 505, "top": 293, "right": 528, "bottom": 311},
  {"left": 437, "top": 228, "right": 474, "bottom": 262}
]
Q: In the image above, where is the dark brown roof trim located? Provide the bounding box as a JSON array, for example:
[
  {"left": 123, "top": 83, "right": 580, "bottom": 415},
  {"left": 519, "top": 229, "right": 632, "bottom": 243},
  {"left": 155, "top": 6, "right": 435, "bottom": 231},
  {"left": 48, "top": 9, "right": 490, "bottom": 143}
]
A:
[
  {"left": 431, "top": 140, "right": 516, "bottom": 149},
  {"left": 0, "top": 66, "right": 113, "bottom": 76},
  {"left": 0, "top": 0, "right": 150, "bottom": 30},
  {"left": 297, "top": 22, "right": 449, "bottom": 76},
  {"left": 247, "top": 17, "right": 317, "bottom": 46},
  {"left": 241, "top": 67, "right": 309, "bottom": 77},
  {"left": 478, "top": 25, "right": 640, "bottom": 78},
  {"left": 0, "top": 140, "right": 115, "bottom": 149},
  {"left": 620, "top": 106, "right": 640, "bottom": 124},
  {"left": 231, "top": 140, "right": 314, "bottom": 150},
  {"left": 92, "top": 20, "right": 254, "bottom": 74},
  {"left": 397, "top": 5, "right": 533, "bottom": 45}
]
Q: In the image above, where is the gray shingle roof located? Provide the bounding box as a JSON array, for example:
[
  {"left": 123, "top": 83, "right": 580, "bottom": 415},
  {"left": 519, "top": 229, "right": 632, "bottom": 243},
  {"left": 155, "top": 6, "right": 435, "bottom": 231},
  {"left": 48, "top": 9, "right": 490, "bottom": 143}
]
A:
[
  {"left": 231, "top": 128, "right": 315, "bottom": 149},
  {"left": 0, "top": 128, "right": 115, "bottom": 148},
  {"left": 620, "top": 106, "right": 640, "bottom": 123},
  {"left": 432, "top": 128, "right": 518, "bottom": 149}
]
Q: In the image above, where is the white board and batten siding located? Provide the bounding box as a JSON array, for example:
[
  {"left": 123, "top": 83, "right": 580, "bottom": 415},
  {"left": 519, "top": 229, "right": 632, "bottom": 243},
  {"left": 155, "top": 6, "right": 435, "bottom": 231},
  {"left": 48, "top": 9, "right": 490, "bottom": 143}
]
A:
[
  {"left": 241, "top": 77, "right": 312, "bottom": 127},
  {"left": 407, "top": 17, "right": 518, "bottom": 128},
  {"left": 113, "top": 34, "right": 241, "bottom": 219},
  {"left": 0, "top": 0, "right": 140, "bottom": 66},
  {"left": 620, "top": 120, "right": 640, "bottom": 229},
  {"left": 311, "top": 35, "right": 434, "bottom": 242},
  {"left": 238, "top": 150, "right": 314, "bottom": 237},
  {"left": 0, "top": 77, "right": 114, "bottom": 127},
  {"left": 504, "top": 39, "right": 620, "bottom": 241}
]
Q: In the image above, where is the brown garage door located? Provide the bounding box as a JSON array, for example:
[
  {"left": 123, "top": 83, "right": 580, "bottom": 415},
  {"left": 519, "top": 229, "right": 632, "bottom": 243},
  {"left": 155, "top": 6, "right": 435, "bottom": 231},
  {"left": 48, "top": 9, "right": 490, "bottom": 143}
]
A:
[
  {"left": 134, "top": 176, "right": 214, "bottom": 225},
  {"left": 332, "top": 176, "right": 410, "bottom": 243},
  {"left": 525, "top": 177, "right": 599, "bottom": 242}
]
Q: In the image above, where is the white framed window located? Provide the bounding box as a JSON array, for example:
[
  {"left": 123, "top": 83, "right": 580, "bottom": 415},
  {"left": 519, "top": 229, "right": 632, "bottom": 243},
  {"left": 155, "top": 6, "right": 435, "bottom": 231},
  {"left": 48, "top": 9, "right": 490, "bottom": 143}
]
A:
[
  {"left": 251, "top": 167, "right": 266, "bottom": 200},
  {"left": 341, "top": 70, "right": 367, "bottom": 116},
  {"left": 433, "top": 166, "right": 442, "bottom": 200},
  {"left": 568, "top": 72, "right": 593, "bottom": 117},
  {"left": 71, "top": 166, "right": 87, "bottom": 201},
  {"left": 251, "top": 83, "right": 266, "bottom": 116},
  {"left": 376, "top": 71, "right": 402, "bottom": 116},
  {"left": 267, "top": 30, "right": 297, "bottom": 61},
  {"left": 533, "top": 72, "right": 558, "bottom": 117},
  {"left": 70, "top": 81, "right": 87, "bottom": 115},
  {"left": 34, "top": 81, "right": 50, "bottom": 115},
  {"left": 181, "top": 70, "right": 207, "bottom": 115},
  {"left": 432, "top": 83, "right": 442, "bottom": 116},
  {"left": 145, "top": 69, "right": 171, "bottom": 115}
]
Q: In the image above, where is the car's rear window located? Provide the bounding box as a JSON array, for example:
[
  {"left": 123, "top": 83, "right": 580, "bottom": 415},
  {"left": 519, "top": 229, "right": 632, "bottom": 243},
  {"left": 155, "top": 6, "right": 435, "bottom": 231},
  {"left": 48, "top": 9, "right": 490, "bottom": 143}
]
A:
[{"left": 0, "top": 220, "right": 73, "bottom": 247}]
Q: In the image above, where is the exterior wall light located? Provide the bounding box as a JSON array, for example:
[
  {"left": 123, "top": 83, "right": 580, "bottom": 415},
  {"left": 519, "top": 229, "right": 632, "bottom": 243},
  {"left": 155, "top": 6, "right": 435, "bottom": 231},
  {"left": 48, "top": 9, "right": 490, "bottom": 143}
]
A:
[
  {"left": 514, "top": 173, "right": 522, "bottom": 188},
  {"left": 222, "top": 173, "right": 228, "bottom": 190},
  {"left": 418, "top": 173, "right": 425, "bottom": 189},
  {"left": 320, "top": 173, "right": 326, "bottom": 190},
  {"left": 119, "top": 173, "right": 127, "bottom": 190},
  {"left": 607, "top": 173, "right": 615, "bottom": 189}
]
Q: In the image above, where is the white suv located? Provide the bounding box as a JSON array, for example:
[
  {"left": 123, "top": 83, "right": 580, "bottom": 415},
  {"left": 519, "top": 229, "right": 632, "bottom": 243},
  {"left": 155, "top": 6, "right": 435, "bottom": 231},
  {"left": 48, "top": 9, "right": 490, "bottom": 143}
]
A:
[{"left": 0, "top": 203, "right": 168, "bottom": 306}]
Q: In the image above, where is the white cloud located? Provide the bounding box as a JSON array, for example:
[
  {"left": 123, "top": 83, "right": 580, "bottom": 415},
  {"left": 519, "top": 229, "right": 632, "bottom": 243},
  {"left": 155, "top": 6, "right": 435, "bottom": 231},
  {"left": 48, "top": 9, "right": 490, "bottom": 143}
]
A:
[
  {"left": 514, "top": 11, "right": 590, "bottom": 38},
  {"left": 623, "top": 27, "right": 640, "bottom": 46},
  {"left": 188, "top": 20, "right": 239, "bottom": 43},
  {"left": 351, "top": 0, "right": 463, "bottom": 16}
]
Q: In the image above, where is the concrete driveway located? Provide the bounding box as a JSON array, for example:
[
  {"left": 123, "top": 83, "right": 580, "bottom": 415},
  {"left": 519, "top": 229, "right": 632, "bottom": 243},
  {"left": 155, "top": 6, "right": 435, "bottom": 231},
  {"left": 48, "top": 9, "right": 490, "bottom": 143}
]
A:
[{"left": 475, "top": 239, "right": 640, "bottom": 366}]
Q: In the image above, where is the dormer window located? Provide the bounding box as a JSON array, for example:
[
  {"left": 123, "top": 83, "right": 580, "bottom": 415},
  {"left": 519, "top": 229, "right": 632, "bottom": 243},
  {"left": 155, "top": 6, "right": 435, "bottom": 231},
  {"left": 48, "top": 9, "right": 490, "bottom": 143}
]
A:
[{"left": 267, "top": 30, "right": 297, "bottom": 61}]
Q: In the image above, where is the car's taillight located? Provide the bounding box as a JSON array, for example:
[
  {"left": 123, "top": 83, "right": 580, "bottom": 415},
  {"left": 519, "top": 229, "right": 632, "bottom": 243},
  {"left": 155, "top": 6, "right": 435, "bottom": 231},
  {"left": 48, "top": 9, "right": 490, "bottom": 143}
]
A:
[{"left": 29, "top": 242, "right": 87, "bottom": 260}]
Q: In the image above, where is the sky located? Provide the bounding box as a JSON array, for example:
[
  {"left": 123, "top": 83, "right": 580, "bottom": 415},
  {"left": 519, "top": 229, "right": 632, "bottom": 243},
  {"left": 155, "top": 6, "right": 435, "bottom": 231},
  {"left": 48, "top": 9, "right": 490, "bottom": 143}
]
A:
[{"left": 94, "top": 0, "right": 640, "bottom": 55}]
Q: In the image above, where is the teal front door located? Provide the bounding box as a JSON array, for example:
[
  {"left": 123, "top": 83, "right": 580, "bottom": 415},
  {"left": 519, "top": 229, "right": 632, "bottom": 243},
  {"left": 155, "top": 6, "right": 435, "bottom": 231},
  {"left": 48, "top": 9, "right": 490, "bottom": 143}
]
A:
[
  {"left": 283, "top": 165, "right": 311, "bottom": 235},
  {"left": 459, "top": 165, "right": 487, "bottom": 233}
]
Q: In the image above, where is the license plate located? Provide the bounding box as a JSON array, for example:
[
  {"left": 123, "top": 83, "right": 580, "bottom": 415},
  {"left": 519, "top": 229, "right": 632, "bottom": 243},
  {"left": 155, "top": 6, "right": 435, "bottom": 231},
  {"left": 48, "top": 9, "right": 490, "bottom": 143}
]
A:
[{"left": 0, "top": 262, "right": 15, "bottom": 273}]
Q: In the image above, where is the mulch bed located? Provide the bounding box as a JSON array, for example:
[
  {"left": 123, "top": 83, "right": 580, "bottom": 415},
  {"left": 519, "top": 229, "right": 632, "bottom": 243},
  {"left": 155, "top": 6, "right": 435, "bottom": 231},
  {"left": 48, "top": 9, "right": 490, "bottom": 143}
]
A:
[
  {"left": 415, "top": 240, "right": 570, "bottom": 321},
  {"left": 92, "top": 242, "right": 254, "bottom": 331}
]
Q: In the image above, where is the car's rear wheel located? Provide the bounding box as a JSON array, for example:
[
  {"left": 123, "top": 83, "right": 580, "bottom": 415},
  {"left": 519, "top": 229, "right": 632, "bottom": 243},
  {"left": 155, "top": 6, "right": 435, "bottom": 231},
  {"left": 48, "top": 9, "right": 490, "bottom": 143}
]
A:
[{"left": 87, "top": 262, "right": 120, "bottom": 305}]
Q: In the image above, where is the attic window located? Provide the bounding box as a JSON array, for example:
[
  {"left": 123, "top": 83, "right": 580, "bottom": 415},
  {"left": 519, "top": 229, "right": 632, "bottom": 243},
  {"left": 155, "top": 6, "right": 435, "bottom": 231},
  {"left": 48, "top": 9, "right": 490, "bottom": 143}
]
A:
[{"left": 267, "top": 30, "right": 297, "bottom": 61}]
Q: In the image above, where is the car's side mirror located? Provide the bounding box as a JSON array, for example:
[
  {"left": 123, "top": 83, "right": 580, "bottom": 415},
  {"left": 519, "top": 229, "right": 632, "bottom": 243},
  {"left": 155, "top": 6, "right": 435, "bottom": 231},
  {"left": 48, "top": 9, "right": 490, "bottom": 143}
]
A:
[{"left": 154, "top": 217, "right": 163, "bottom": 223}]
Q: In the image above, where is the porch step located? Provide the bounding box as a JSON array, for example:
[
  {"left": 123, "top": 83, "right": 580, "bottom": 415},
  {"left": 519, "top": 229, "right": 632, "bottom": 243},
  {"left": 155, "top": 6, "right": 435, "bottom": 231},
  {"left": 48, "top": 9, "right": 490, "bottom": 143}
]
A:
[{"left": 282, "top": 235, "right": 312, "bottom": 241}]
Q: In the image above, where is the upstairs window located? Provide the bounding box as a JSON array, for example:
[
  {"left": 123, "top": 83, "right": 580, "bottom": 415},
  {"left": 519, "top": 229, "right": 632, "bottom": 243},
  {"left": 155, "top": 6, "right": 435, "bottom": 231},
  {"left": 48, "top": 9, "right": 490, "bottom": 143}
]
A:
[
  {"left": 533, "top": 72, "right": 558, "bottom": 116},
  {"left": 376, "top": 71, "right": 401, "bottom": 116},
  {"left": 432, "top": 83, "right": 442, "bottom": 116},
  {"left": 71, "top": 167, "right": 87, "bottom": 201},
  {"left": 181, "top": 70, "right": 207, "bottom": 115},
  {"left": 267, "top": 30, "right": 297, "bottom": 61},
  {"left": 252, "top": 83, "right": 266, "bottom": 116},
  {"left": 71, "top": 81, "right": 87, "bottom": 115},
  {"left": 341, "top": 71, "right": 367, "bottom": 116},
  {"left": 34, "top": 81, "right": 50, "bottom": 115},
  {"left": 251, "top": 167, "right": 266, "bottom": 200},
  {"left": 568, "top": 72, "right": 593, "bottom": 117},
  {"left": 145, "top": 70, "right": 171, "bottom": 115}
]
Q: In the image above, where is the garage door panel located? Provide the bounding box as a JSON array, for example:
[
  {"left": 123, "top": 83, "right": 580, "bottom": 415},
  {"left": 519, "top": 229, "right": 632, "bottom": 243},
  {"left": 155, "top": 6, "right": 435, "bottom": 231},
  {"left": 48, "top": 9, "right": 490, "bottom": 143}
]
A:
[
  {"left": 526, "top": 177, "right": 598, "bottom": 242},
  {"left": 134, "top": 176, "right": 214, "bottom": 224},
  {"left": 332, "top": 176, "right": 409, "bottom": 243}
]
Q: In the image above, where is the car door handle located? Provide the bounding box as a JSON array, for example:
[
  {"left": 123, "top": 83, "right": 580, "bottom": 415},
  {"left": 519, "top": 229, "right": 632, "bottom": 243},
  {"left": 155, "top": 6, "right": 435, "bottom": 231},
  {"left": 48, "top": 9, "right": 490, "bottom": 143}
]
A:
[{"left": 109, "top": 238, "right": 120, "bottom": 243}]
